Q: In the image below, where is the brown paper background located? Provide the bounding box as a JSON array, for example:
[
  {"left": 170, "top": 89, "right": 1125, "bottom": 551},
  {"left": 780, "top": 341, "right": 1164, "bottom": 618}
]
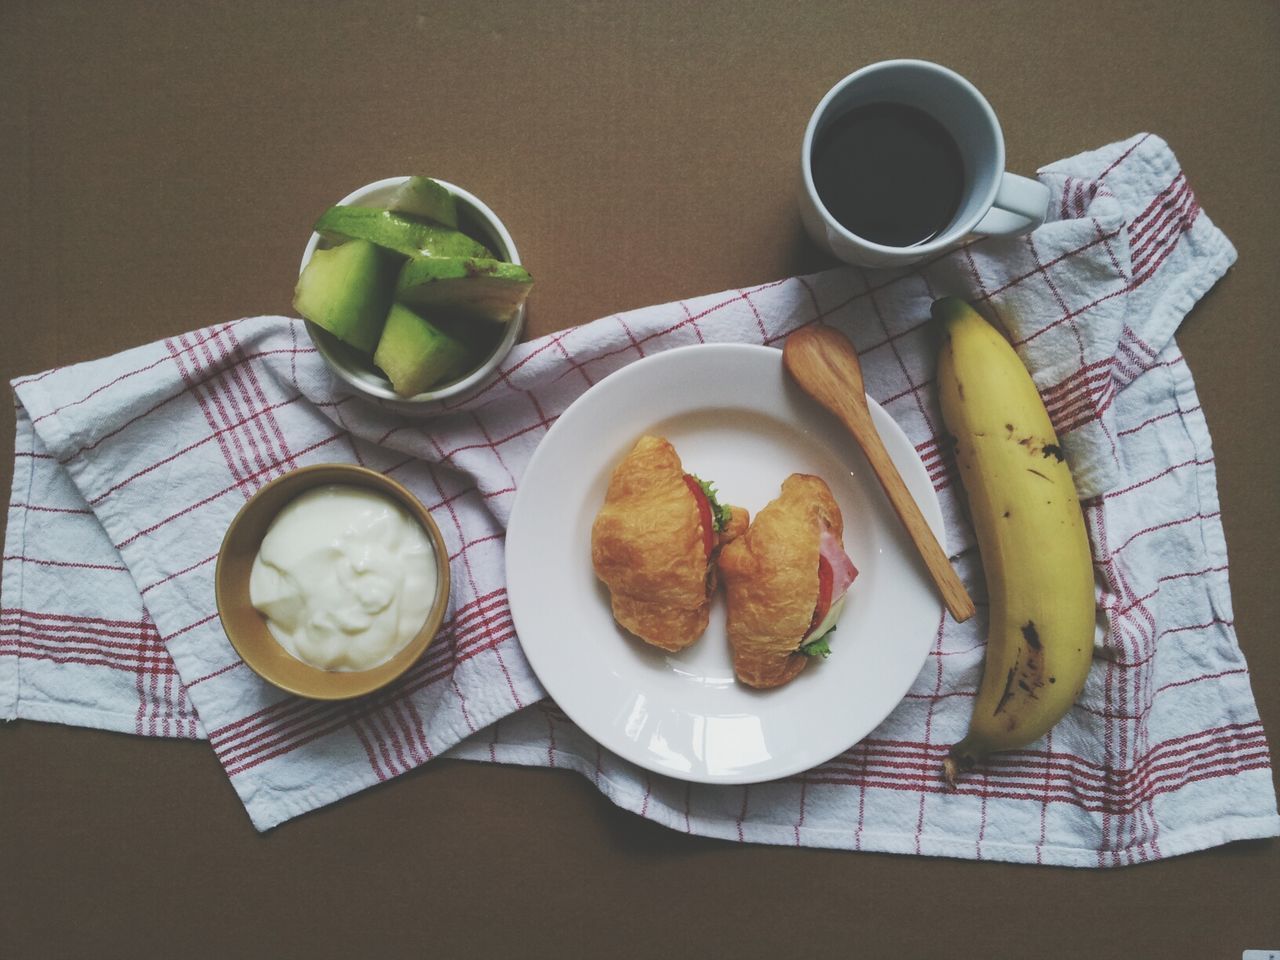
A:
[{"left": 2, "top": 1, "right": 1277, "bottom": 956}]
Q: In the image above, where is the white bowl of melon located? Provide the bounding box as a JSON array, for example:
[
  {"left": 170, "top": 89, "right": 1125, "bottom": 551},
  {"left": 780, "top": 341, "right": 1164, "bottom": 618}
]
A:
[{"left": 296, "top": 176, "right": 532, "bottom": 402}]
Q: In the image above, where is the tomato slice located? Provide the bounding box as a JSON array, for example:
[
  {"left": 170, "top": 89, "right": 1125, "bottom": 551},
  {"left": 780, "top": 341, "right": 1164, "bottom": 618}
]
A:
[
  {"left": 807, "top": 555, "right": 834, "bottom": 634},
  {"left": 683, "top": 474, "right": 715, "bottom": 557}
]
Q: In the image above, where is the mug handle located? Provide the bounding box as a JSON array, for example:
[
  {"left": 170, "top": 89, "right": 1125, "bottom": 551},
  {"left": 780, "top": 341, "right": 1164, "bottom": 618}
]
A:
[{"left": 971, "top": 173, "right": 1051, "bottom": 237}]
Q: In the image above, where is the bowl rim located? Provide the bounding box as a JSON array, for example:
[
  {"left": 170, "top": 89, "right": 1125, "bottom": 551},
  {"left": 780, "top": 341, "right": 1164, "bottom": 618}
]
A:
[
  {"left": 214, "top": 462, "right": 452, "bottom": 701},
  {"left": 298, "top": 176, "right": 526, "bottom": 405}
]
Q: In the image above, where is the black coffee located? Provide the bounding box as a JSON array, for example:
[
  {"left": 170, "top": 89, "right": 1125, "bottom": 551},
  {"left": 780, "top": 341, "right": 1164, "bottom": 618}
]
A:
[{"left": 811, "top": 102, "right": 965, "bottom": 248}]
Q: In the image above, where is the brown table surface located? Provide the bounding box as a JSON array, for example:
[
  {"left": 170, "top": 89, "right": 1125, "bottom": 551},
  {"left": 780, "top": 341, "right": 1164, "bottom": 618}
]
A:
[{"left": 3, "top": 2, "right": 1278, "bottom": 957}]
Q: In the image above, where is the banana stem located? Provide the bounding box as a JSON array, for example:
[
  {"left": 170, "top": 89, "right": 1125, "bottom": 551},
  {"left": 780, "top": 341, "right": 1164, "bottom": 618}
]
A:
[{"left": 942, "top": 744, "right": 981, "bottom": 789}]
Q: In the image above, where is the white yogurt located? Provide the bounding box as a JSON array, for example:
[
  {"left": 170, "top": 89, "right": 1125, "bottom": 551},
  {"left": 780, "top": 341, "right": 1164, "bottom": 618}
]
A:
[{"left": 249, "top": 484, "right": 438, "bottom": 672}]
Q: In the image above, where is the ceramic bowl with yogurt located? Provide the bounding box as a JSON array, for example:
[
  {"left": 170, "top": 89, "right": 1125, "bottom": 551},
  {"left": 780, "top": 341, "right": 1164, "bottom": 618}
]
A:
[
  {"left": 298, "top": 177, "right": 527, "bottom": 404},
  {"left": 215, "top": 463, "right": 451, "bottom": 700}
]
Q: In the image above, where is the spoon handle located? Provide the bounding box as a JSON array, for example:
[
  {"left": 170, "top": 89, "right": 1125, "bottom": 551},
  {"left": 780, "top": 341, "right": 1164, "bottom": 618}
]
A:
[{"left": 838, "top": 408, "right": 976, "bottom": 623}]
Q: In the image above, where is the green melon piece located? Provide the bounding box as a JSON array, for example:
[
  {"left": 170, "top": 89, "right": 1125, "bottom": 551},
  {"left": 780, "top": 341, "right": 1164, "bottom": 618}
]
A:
[
  {"left": 315, "top": 206, "right": 491, "bottom": 259},
  {"left": 395, "top": 257, "right": 533, "bottom": 323},
  {"left": 373, "top": 304, "right": 474, "bottom": 397},
  {"left": 428, "top": 312, "right": 504, "bottom": 364},
  {"left": 386, "top": 177, "right": 459, "bottom": 228},
  {"left": 293, "top": 240, "right": 394, "bottom": 353}
]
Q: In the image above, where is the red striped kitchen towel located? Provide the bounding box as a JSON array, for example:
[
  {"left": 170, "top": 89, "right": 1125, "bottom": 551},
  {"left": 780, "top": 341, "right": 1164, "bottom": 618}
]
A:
[{"left": 3, "top": 134, "right": 1277, "bottom": 864}]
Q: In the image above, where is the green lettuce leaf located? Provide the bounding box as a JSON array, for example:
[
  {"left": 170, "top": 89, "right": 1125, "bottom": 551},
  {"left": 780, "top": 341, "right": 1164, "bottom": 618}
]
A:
[
  {"left": 691, "top": 475, "right": 728, "bottom": 533},
  {"left": 800, "top": 628, "right": 834, "bottom": 659}
]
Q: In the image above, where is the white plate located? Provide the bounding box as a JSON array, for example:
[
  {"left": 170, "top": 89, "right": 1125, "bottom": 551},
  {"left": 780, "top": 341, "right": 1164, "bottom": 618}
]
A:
[{"left": 505, "top": 343, "right": 945, "bottom": 784}]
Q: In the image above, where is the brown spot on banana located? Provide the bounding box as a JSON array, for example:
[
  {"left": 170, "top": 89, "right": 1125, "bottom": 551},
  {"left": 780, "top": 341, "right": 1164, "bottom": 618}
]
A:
[
  {"left": 1022, "top": 622, "right": 1041, "bottom": 649},
  {"left": 1042, "top": 443, "right": 1065, "bottom": 462},
  {"left": 1027, "top": 468, "right": 1051, "bottom": 481},
  {"left": 993, "top": 663, "right": 1018, "bottom": 716},
  {"left": 988, "top": 626, "right": 1052, "bottom": 721}
]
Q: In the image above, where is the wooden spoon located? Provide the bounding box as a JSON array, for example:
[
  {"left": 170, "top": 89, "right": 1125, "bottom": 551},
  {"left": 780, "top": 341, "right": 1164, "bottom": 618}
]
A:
[{"left": 783, "top": 324, "right": 976, "bottom": 623}]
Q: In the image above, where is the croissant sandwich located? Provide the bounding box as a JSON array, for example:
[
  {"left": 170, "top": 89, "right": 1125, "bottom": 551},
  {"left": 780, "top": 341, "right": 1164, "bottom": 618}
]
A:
[
  {"left": 591, "top": 435, "right": 748, "bottom": 651},
  {"left": 717, "top": 474, "right": 858, "bottom": 688}
]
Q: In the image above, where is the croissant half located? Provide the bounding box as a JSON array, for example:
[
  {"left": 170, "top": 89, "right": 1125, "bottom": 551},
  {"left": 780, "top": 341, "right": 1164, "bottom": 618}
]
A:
[
  {"left": 591, "top": 436, "right": 747, "bottom": 651},
  {"left": 718, "top": 474, "right": 858, "bottom": 688}
]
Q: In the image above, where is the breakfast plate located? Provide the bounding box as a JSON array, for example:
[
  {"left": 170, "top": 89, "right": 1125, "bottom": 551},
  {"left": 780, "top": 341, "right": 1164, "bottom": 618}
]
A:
[{"left": 505, "top": 343, "right": 946, "bottom": 784}]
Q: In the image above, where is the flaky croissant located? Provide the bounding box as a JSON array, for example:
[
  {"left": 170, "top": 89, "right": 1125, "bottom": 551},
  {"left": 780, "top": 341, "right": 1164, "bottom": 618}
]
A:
[
  {"left": 591, "top": 435, "right": 747, "bottom": 651},
  {"left": 717, "top": 474, "right": 858, "bottom": 688}
]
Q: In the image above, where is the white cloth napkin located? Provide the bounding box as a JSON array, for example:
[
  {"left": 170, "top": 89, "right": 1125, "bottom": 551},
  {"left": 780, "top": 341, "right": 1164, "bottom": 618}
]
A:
[{"left": 4, "top": 133, "right": 1277, "bottom": 865}]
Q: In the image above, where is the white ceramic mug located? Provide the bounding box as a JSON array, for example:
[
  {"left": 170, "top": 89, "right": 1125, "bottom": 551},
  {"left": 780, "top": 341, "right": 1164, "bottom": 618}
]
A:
[{"left": 799, "top": 60, "right": 1050, "bottom": 268}]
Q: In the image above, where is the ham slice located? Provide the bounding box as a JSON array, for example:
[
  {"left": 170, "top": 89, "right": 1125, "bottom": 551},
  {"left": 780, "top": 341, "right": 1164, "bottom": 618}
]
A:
[
  {"left": 819, "top": 528, "right": 858, "bottom": 599},
  {"left": 803, "top": 529, "right": 858, "bottom": 644}
]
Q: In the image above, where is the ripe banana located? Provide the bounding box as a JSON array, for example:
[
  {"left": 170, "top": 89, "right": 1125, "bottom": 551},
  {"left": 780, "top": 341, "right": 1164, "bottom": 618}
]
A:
[{"left": 933, "top": 297, "right": 1095, "bottom": 787}]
